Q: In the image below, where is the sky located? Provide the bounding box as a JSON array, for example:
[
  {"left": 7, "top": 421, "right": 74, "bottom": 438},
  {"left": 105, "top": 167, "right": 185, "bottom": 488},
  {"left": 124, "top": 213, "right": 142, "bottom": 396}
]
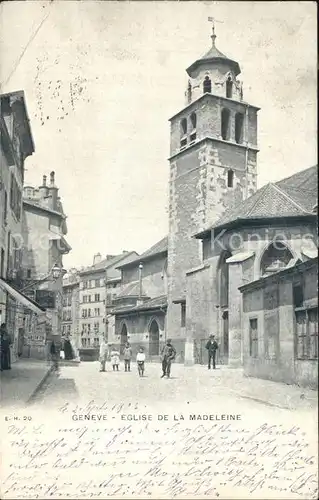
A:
[{"left": 0, "top": 1, "right": 317, "bottom": 269}]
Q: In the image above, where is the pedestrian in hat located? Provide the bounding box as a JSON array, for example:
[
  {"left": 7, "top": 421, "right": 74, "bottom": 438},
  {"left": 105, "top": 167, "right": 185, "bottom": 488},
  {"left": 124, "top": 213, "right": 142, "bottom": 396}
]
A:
[
  {"left": 160, "top": 338, "right": 176, "bottom": 379},
  {"left": 205, "top": 334, "right": 218, "bottom": 369}
]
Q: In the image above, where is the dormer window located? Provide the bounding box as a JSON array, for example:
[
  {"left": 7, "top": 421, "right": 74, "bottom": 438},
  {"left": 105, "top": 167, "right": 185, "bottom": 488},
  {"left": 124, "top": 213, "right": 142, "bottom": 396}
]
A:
[
  {"left": 226, "top": 76, "right": 233, "bottom": 98},
  {"left": 203, "top": 76, "right": 211, "bottom": 94}
]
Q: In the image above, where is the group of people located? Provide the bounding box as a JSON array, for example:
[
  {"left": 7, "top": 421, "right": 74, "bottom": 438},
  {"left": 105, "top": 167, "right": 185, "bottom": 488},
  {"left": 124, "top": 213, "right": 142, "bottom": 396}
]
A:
[
  {"left": 0, "top": 323, "right": 12, "bottom": 371},
  {"left": 1, "top": 326, "right": 219, "bottom": 375},
  {"left": 98, "top": 338, "right": 177, "bottom": 378},
  {"left": 99, "top": 340, "right": 147, "bottom": 377},
  {"left": 49, "top": 338, "right": 75, "bottom": 372}
]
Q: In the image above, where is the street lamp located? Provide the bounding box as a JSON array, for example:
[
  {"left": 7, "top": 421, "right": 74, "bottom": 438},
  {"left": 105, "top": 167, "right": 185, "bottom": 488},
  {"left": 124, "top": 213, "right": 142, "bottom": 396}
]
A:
[
  {"left": 138, "top": 262, "right": 143, "bottom": 299},
  {"left": 52, "top": 263, "right": 64, "bottom": 280},
  {"left": 20, "top": 264, "right": 66, "bottom": 293}
]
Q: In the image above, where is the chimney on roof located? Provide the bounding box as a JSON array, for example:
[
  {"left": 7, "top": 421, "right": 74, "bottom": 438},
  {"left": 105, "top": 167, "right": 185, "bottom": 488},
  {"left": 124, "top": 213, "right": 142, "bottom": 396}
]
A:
[
  {"left": 50, "top": 171, "right": 55, "bottom": 186},
  {"left": 122, "top": 250, "right": 128, "bottom": 254},
  {"left": 38, "top": 174, "right": 48, "bottom": 200},
  {"left": 48, "top": 171, "right": 59, "bottom": 211},
  {"left": 106, "top": 254, "right": 116, "bottom": 260},
  {"left": 93, "top": 253, "right": 102, "bottom": 265}
]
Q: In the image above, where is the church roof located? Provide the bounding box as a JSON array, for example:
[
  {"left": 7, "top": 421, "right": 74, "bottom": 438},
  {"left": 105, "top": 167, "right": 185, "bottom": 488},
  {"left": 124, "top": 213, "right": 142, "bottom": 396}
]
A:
[
  {"left": 112, "top": 295, "right": 167, "bottom": 315},
  {"left": 117, "top": 236, "right": 168, "bottom": 269},
  {"left": 186, "top": 40, "right": 240, "bottom": 77},
  {"left": 115, "top": 281, "right": 149, "bottom": 299},
  {"left": 195, "top": 165, "right": 318, "bottom": 237}
]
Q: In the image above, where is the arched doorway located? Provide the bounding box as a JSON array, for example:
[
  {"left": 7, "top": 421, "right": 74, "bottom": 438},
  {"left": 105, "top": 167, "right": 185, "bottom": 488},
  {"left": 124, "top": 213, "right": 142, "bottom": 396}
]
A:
[
  {"left": 149, "top": 319, "right": 160, "bottom": 356},
  {"left": 120, "top": 323, "right": 128, "bottom": 352}
]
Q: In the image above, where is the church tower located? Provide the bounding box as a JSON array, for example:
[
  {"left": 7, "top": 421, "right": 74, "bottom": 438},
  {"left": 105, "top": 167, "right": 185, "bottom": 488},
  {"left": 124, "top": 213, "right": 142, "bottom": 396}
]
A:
[{"left": 166, "top": 24, "right": 259, "bottom": 354}]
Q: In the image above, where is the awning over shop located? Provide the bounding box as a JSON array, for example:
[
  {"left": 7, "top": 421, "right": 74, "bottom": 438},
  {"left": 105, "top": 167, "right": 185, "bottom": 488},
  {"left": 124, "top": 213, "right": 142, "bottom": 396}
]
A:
[{"left": 0, "top": 278, "right": 46, "bottom": 316}]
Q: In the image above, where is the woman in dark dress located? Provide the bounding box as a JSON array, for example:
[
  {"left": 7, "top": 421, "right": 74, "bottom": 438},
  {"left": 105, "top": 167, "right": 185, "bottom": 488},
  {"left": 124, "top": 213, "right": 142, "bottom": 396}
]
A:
[
  {"left": 0, "top": 323, "right": 12, "bottom": 370},
  {"left": 63, "top": 338, "right": 74, "bottom": 360}
]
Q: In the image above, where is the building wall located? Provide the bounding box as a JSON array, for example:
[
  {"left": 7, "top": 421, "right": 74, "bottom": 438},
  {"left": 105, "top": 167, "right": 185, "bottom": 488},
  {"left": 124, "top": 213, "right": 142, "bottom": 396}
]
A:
[
  {"left": 171, "top": 96, "right": 258, "bottom": 158},
  {"left": 121, "top": 255, "right": 167, "bottom": 298},
  {"left": 79, "top": 270, "right": 106, "bottom": 348},
  {"left": 0, "top": 93, "right": 34, "bottom": 360},
  {"left": 186, "top": 62, "right": 243, "bottom": 105},
  {"left": 185, "top": 222, "right": 317, "bottom": 366},
  {"left": 0, "top": 133, "right": 24, "bottom": 324},
  {"left": 167, "top": 139, "right": 257, "bottom": 345},
  {"left": 114, "top": 311, "right": 166, "bottom": 359},
  {"left": 242, "top": 262, "right": 318, "bottom": 388},
  {"left": 62, "top": 281, "right": 80, "bottom": 357}
]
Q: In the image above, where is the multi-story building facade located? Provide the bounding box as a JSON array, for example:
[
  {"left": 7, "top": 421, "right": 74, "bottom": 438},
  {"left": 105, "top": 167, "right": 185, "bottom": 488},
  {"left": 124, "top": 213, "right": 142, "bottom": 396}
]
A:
[
  {"left": 111, "top": 237, "right": 168, "bottom": 359},
  {"left": 21, "top": 171, "right": 71, "bottom": 356},
  {"left": 78, "top": 251, "right": 138, "bottom": 357},
  {"left": 61, "top": 269, "right": 80, "bottom": 357},
  {"left": 0, "top": 91, "right": 47, "bottom": 361}
]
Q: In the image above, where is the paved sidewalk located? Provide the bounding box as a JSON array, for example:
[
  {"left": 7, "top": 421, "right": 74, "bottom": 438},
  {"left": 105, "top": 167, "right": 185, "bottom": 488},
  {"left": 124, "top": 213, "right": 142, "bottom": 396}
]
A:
[
  {"left": 190, "top": 364, "right": 317, "bottom": 411},
  {"left": 0, "top": 359, "right": 53, "bottom": 408}
]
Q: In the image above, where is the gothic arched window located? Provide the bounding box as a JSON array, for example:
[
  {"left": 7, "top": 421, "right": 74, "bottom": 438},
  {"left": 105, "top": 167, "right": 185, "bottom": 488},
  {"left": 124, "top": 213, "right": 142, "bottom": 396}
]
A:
[
  {"left": 181, "top": 118, "right": 187, "bottom": 135},
  {"left": 235, "top": 113, "right": 244, "bottom": 144},
  {"left": 203, "top": 76, "right": 212, "bottom": 94},
  {"left": 190, "top": 112, "right": 197, "bottom": 129},
  {"left": 260, "top": 242, "right": 294, "bottom": 276},
  {"left": 180, "top": 118, "right": 187, "bottom": 149},
  {"left": 226, "top": 76, "right": 233, "bottom": 98},
  {"left": 227, "top": 169, "right": 234, "bottom": 188},
  {"left": 189, "top": 112, "right": 197, "bottom": 143},
  {"left": 221, "top": 108, "right": 230, "bottom": 140}
]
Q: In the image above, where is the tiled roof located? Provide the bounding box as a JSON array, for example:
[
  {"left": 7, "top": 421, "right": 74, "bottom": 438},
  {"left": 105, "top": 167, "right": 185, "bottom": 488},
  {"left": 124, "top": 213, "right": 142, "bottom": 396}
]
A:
[
  {"left": 187, "top": 41, "right": 240, "bottom": 76},
  {"left": 197, "top": 165, "right": 318, "bottom": 235},
  {"left": 112, "top": 295, "right": 167, "bottom": 315},
  {"left": 80, "top": 252, "right": 136, "bottom": 275},
  {"left": 115, "top": 281, "right": 149, "bottom": 299},
  {"left": 117, "top": 237, "right": 168, "bottom": 269}
]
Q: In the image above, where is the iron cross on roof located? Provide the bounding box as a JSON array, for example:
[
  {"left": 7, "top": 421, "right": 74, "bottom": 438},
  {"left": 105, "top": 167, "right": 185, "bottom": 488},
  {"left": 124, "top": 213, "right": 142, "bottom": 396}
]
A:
[{"left": 207, "top": 17, "right": 223, "bottom": 45}]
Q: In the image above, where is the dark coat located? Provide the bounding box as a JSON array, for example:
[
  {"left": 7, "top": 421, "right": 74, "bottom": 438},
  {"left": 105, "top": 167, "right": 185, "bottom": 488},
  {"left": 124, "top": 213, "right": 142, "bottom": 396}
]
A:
[
  {"left": 161, "top": 344, "right": 176, "bottom": 361},
  {"left": 205, "top": 339, "right": 218, "bottom": 353}
]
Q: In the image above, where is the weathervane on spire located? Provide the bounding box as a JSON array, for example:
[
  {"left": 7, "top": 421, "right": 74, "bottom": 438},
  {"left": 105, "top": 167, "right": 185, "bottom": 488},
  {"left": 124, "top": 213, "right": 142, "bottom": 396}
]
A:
[{"left": 207, "top": 17, "right": 223, "bottom": 46}]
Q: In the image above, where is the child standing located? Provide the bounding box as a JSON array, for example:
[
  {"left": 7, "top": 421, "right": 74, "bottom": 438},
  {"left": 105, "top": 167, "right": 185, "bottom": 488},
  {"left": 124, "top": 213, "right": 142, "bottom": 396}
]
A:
[
  {"left": 136, "top": 347, "right": 146, "bottom": 377},
  {"left": 110, "top": 347, "right": 120, "bottom": 371}
]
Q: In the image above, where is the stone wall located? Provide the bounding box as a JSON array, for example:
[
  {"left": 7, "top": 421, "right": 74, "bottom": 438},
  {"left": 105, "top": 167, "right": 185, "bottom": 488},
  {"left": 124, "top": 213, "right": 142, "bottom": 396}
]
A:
[
  {"left": 114, "top": 310, "right": 166, "bottom": 359},
  {"left": 167, "top": 137, "right": 257, "bottom": 347},
  {"left": 241, "top": 262, "right": 318, "bottom": 388}
]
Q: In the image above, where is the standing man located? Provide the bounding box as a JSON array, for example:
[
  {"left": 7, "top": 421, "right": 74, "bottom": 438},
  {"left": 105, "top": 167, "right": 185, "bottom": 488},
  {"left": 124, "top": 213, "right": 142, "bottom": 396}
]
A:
[
  {"left": 205, "top": 335, "right": 218, "bottom": 369},
  {"left": 99, "top": 337, "right": 108, "bottom": 372},
  {"left": 160, "top": 338, "right": 176, "bottom": 379},
  {"left": 123, "top": 341, "right": 132, "bottom": 372}
]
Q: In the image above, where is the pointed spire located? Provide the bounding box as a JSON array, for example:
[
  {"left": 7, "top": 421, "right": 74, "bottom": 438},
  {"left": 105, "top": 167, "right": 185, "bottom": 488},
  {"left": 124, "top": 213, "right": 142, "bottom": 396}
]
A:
[
  {"left": 208, "top": 17, "right": 221, "bottom": 47},
  {"left": 211, "top": 24, "right": 216, "bottom": 47}
]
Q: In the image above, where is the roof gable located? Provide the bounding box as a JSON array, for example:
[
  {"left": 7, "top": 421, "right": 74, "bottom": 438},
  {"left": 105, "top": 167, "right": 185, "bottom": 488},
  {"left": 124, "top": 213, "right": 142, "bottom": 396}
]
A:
[
  {"left": 205, "top": 165, "right": 318, "bottom": 233},
  {"left": 117, "top": 237, "right": 168, "bottom": 269}
]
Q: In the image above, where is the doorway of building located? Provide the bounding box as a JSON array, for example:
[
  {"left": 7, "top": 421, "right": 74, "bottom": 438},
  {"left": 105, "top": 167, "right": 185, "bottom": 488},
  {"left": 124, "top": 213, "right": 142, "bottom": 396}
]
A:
[
  {"left": 149, "top": 320, "right": 160, "bottom": 356},
  {"left": 120, "top": 323, "right": 128, "bottom": 353},
  {"left": 222, "top": 310, "right": 229, "bottom": 361}
]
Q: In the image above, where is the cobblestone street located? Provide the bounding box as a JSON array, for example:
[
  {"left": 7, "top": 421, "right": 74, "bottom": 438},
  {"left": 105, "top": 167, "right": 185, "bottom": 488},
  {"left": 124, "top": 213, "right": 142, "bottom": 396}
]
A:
[
  {"left": 31, "top": 360, "right": 317, "bottom": 414},
  {"left": 2, "top": 360, "right": 318, "bottom": 500}
]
